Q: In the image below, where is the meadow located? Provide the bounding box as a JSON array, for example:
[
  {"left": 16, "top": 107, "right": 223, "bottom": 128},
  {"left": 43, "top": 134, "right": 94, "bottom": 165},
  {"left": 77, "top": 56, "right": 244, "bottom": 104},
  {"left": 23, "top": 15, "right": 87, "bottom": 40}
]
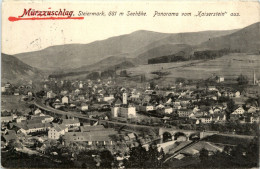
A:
[{"left": 127, "top": 53, "right": 260, "bottom": 82}]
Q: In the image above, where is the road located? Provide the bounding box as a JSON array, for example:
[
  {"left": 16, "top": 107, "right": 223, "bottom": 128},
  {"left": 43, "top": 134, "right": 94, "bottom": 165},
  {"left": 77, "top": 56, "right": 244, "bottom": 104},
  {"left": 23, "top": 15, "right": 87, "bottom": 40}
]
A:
[{"left": 34, "top": 100, "right": 158, "bottom": 129}]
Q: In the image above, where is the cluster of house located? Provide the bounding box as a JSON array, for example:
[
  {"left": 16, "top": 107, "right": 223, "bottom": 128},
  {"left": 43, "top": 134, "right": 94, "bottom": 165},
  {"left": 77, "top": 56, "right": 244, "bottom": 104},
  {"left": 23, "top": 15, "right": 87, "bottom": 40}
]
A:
[
  {"left": 41, "top": 78, "right": 260, "bottom": 125},
  {"left": 1, "top": 82, "right": 33, "bottom": 96},
  {"left": 1, "top": 105, "right": 121, "bottom": 150}
]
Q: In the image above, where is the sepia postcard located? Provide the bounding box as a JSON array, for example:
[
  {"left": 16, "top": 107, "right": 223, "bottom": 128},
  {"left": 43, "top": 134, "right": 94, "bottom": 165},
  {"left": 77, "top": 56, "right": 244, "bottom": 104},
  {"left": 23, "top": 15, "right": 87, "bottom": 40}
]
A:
[{"left": 1, "top": 0, "right": 260, "bottom": 168}]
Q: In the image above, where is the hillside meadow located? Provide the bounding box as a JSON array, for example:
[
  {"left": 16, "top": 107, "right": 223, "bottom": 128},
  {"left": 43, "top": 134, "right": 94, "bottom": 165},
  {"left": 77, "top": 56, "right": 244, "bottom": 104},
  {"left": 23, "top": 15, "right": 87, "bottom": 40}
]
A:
[{"left": 127, "top": 53, "right": 260, "bottom": 81}]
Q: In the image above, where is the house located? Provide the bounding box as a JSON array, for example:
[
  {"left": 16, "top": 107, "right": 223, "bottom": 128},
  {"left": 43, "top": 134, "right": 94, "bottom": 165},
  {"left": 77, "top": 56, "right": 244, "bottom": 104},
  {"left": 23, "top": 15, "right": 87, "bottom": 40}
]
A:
[
  {"left": 28, "top": 91, "right": 33, "bottom": 96},
  {"left": 103, "top": 95, "right": 114, "bottom": 102},
  {"left": 246, "top": 115, "right": 259, "bottom": 123},
  {"left": 143, "top": 95, "right": 152, "bottom": 103},
  {"left": 1, "top": 86, "right": 6, "bottom": 92},
  {"left": 79, "top": 82, "right": 83, "bottom": 89},
  {"left": 15, "top": 122, "right": 51, "bottom": 134},
  {"left": 81, "top": 103, "right": 89, "bottom": 111},
  {"left": 216, "top": 76, "right": 224, "bottom": 83},
  {"left": 234, "top": 91, "right": 241, "bottom": 98},
  {"left": 47, "top": 91, "right": 55, "bottom": 98},
  {"left": 62, "top": 118, "right": 80, "bottom": 128},
  {"left": 138, "top": 104, "right": 154, "bottom": 112},
  {"left": 208, "top": 86, "right": 217, "bottom": 91},
  {"left": 13, "top": 89, "right": 20, "bottom": 96},
  {"left": 48, "top": 124, "right": 68, "bottom": 139},
  {"left": 212, "top": 114, "right": 226, "bottom": 122},
  {"left": 127, "top": 133, "right": 136, "bottom": 141},
  {"left": 232, "top": 106, "right": 245, "bottom": 115},
  {"left": 61, "top": 90, "right": 68, "bottom": 95},
  {"left": 34, "top": 108, "right": 42, "bottom": 115},
  {"left": 177, "top": 109, "right": 193, "bottom": 117},
  {"left": 247, "top": 106, "right": 257, "bottom": 113},
  {"left": 199, "top": 116, "right": 213, "bottom": 123},
  {"left": 75, "top": 89, "right": 81, "bottom": 94},
  {"left": 16, "top": 116, "right": 27, "bottom": 123},
  {"left": 31, "top": 115, "right": 54, "bottom": 123},
  {"left": 157, "top": 107, "right": 173, "bottom": 114},
  {"left": 156, "top": 104, "right": 165, "bottom": 109},
  {"left": 179, "top": 98, "right": 190, "bottom": 105},
  {"left": 1, "top": 116, "right": 13, "bottom": 123},
  {"left": 173, "top": 101, "right": 181, "bottom": 106},
  {"left": 62, "top": 96, "right": 69, "bottom": 104}
]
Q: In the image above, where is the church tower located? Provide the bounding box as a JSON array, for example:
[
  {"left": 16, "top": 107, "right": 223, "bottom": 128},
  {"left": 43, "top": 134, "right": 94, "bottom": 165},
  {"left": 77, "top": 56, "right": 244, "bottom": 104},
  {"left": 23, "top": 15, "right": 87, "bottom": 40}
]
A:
[{"left": 123, "top": 92, "right": 127, "bottom": 105}]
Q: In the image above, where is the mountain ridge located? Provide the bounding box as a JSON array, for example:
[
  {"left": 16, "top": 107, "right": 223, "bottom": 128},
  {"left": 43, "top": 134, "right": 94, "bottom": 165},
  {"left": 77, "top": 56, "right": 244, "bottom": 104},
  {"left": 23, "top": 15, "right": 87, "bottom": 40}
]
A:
[
  {"left": 14, "top": 27, "right": 241, "bottom": 71},
  {"left": 1, "top": 53, "right": 43, "bottom": 84}
]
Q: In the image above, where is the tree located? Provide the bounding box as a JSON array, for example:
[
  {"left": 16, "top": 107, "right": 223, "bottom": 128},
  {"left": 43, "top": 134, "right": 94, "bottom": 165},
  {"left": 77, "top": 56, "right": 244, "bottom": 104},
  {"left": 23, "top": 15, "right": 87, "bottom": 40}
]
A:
[
  {"left": 199, "top": 148, "right": 209, "bottom": 163},
  {"left": 125, "top": 143, "right": 163, "bottom": 168},
  {"left": 100, "top": 150, "right": 115, "bottom": 168},
  {"left": 126, "top": 144, "right": 148, "bottom": 168},
  {"left": 237, "top": 74, "right": 248, "bottom": 85},
  {"left": 150, "top": 81, "right": 156, "bottom": 90},
  {"left": 145, "top": 143, "right": 161, "bottom": 167},
  {"left": 81, "top": 163, "right": 86, "bottom": 168},
  {"left": 226, "top": 99, "right": 235, "bottom": 120}
]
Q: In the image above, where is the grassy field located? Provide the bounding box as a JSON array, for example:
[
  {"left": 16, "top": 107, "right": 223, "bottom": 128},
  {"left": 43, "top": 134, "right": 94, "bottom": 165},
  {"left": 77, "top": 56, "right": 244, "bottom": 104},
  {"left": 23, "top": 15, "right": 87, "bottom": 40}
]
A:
[
  {"left": 1, "top": 95, "right": 31, "bottom": 113},
  {"left": 127, "top": 53, "right": 260, "bottom": 82}
]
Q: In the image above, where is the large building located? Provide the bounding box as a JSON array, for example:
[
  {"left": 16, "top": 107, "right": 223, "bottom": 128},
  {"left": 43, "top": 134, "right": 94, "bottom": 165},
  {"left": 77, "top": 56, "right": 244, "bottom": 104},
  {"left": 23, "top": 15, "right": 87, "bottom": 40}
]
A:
[
  {"left": 111, "top": 92, "right": 136, "bottom": 118},
  {"left": 111, "top": 106, "right": 136, "bottom": 119},
  {"left": 63, "top": 125, "right": 117, "bottom": 146},
  {"left": 48, "top": 124, "right": 68, "bottom": 139}
]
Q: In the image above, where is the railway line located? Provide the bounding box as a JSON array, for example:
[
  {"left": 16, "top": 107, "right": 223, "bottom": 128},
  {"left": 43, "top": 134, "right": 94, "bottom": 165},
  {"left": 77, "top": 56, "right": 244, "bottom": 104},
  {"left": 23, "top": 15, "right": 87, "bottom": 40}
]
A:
[{"left": 34, "top": 100, "right": 158, "bottom": 129}]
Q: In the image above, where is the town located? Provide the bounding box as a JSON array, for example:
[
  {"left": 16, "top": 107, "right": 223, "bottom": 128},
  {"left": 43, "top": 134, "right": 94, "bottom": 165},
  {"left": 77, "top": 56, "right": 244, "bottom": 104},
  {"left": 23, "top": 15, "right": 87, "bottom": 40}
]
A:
[{"left": 1, "top": 72, "right": 259, "bottom": 168}]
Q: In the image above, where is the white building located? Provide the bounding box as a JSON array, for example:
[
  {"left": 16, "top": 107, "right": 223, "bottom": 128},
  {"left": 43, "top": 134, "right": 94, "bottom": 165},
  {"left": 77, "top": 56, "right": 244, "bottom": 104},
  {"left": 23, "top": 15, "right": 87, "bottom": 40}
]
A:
[
  {"left": 34, "top": 108, "right": 41, "bottom": 115},
  {"left": 79, "top": 82, "right": 83, "bottom": 89},
  {"left": 164, "top": 107, "right": 173, "bottom": 114},
  {"left": 208, "top": 86, "right": 217, "bottom": 91},
  {"left": 234, "top": 91, "right": 241, "bottom": 98},
  {"left": 62, "top": 118, "right": 80, "bottom": 128},
  {"left": 103, "top": 95, "right": 114, "bottom": 102},
  {"left": 232, "top": 106, "right": 245, "bottom": 115},
  {"left": 81, "top": 103, "right": 89, "bottom": 111},
  {"left": 48, "top": 124, "right": 68, "bottom": 140},
  {"left": 17, "top": 123, "right": 51, "bottom": 135},
  {"left": 62, "top": 96, "right": 69, "bottom": 104},
  {"left": 200, "top": 116, "right": 213, "bottom": 123},
  {"left": 28, "top": 91, "right": 33, "bottom": 97},
  {"left": 1, "top": 87, "right": 6, "bottom": 92},
  {"left": 111, "top": 106, "right": 136, "bottom": 118},
  {"left": 216, "top": 76, "right": 224, "bottom": 83},
  {"left": 16, "top": 116, "right": 27, "bottom": 123}
]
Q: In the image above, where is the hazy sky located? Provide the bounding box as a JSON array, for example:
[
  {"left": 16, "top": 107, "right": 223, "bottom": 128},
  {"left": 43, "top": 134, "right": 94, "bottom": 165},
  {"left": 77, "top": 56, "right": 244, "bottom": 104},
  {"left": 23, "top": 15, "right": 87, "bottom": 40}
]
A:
[{"left": 2, "top": 1, "right": 259, "bottom": 54}]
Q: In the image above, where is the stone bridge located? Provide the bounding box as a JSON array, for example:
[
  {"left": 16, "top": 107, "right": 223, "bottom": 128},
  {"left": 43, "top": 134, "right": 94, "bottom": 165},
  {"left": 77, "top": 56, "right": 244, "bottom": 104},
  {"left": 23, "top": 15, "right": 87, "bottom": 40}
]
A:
[{"left": 159, "top": 128, "right": 218, "bottom": 142}]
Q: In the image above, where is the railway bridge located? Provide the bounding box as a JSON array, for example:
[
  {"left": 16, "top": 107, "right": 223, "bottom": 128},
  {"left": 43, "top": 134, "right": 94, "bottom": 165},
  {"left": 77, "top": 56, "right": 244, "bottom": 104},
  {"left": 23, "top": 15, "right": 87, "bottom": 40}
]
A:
[{"left": 159, "top": 128, "right": 219, "bottom": 142}]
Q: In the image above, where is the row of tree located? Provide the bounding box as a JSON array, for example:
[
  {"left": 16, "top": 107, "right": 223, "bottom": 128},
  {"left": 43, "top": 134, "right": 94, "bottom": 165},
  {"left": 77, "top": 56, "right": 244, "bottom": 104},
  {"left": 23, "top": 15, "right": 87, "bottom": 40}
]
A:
[{"left": 123, "top": 143, "right": 165, "bottom": 168}]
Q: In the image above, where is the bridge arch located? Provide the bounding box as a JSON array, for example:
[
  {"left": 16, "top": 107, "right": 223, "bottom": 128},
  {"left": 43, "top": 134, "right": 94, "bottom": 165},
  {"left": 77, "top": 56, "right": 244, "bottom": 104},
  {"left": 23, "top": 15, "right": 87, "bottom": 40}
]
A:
[
  {"left": 162, "top": 132, "right": 173, "bottom": 142},
  {"left": 173, "top": 132, "right": 188, "bottom": 141}
]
